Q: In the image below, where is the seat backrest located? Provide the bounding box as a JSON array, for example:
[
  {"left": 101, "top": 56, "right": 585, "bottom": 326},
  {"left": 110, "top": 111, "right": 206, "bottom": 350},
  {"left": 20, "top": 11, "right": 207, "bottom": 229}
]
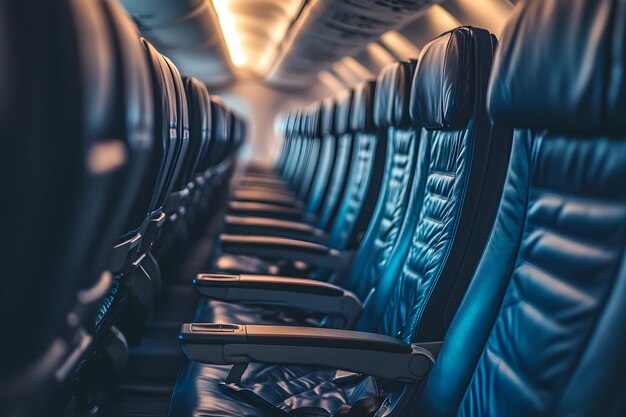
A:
[
  {"left": 275, "top": 113, "right": 295, "bottom": 174},
  {"left": 418, "top": 2, "right": 626, "bottom": 416},
  {"left": 298, "top": 103, "right": 322, "bottom": 201},
  {"left": 282, "top": 109, "right": 303, "bottom": 184},
  {"left": 356, "top": 27, "right": 510, "bottom": 345},
  {"left": 190, "top": 80, "right": 213, "bottom": 176},
  {"left": 163, "top": 56, "right": 190, "bottom": 193},
  {"left": 317, "top": 89, "right": 355, "bottom": 230},
  {"left": 103, "top": 0, "right": 155, "bottom": 243},
  {"left": 343, "top": 61, "right": 420, "bottom": 302},
  {"left": 182, "top": 77, "right": 211, "bottom": 187},
  {"left": 306, "top": 98, "right": 338, "bottom": 216},
  {"left": 291, "top": 109, "right": 314, "bottom": 193},
  {"left": 207, "top": 96, "right": 228, "bottom": 170},
  {"left": 325, "top": 84, "right": 387, "bottom": 251},
  {"left": 149, "top": 48, "right": 181, "bottom": 210},
  {"left": 0, "top": 0, "right": 152, "bottom": 412}
]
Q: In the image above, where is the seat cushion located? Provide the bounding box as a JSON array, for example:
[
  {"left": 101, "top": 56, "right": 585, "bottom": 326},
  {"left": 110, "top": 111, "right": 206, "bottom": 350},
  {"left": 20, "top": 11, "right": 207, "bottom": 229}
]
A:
[{"left": 169, "top": 361, "right": 377, "bottom": 417}]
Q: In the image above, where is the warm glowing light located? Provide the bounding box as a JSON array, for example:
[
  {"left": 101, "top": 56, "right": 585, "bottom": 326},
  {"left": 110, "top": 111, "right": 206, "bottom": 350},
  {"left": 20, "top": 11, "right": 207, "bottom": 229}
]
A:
[
  {"left": 366, "top": 42, "right": 396, "bottom": 67},
  {"left": 332, "top": 62, "right": 361, "bottom": 86},
  {"left": 341, "top": 57, "right": 374, "bottom": 79},
  {"left": 318, "top": 71, "right": 345, "bottom": 92},
  {"left": 213, "top": 0, "right": 306, "bottom": 73},
  {"left": 212, "top": 0, "right": 246, "bottom": 66},
  {"left": 428, "top": 5, "right": 463, "bottom": 32},
  {"left": 380, "top": 30, "right": 421, "bottom": 60}
]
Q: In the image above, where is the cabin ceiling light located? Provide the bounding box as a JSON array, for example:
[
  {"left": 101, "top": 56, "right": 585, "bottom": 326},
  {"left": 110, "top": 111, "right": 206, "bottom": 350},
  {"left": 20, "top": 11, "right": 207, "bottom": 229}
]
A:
[
  {"left": 341, "top": 57, "right": 374, "bottom": 80},
  {"left": 319, "top": 71, "right": 345, "bottom": 92},
  {"left": 212, "top": 0, "right": 246, "bottom": 66},
  {"left": 380, "top": 30, "right": 421, "bottom": 60},
  {"left": 212, "top": 0, "right": 305, "bottom": 74}
]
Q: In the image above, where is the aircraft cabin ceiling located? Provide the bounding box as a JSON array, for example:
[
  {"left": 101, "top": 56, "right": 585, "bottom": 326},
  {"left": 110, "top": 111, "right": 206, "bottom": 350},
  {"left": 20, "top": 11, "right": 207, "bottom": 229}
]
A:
[{"left": 120, "top": 0, "right": 515, "bottom": 91}]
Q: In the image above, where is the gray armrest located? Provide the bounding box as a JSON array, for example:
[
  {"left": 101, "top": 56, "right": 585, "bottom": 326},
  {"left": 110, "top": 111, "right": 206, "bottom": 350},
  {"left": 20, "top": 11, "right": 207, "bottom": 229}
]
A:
[
  {"left": 228, "top": 201, "right": 305, "bottom": 220},
  {"left": 220, "top": 234, "right": 349, "bottom": 270},
  {"left": 179, "top": 324, "right": 440, "bottom": 382},
  {"left": 195, "top": 273, "right": 362, "bottom": 327},
  {"left": 232, "top": 190, "right": 303, "bottom": 208},
  {"left": 223, "top": 216, "right": 326, "bottom": 242}
]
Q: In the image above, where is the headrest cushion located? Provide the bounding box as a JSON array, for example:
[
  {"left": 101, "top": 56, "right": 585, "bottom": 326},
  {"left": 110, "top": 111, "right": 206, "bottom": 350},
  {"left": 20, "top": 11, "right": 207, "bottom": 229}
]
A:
[
  {"left": 374, "top": 60, "right": 416, "bottom": 128},
  {"left": 350, "top": 80, "right": 377, "bottom": 132},
  {"left": 488, "top": 0, "right": 626, "bottom": 135},
  {"left": 334, "top": 89, "right": 354, "bottom": 135},
  {"left": 321, "top": 98, "right": 336, "bottom": 136},
  {"left": 411, "top": 27, "right": 476, "bottom": 129}
]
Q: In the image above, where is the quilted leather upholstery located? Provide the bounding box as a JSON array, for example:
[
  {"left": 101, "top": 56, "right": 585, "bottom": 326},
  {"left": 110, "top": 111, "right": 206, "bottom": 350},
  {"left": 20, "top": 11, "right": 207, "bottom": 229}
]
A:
[
  {"left": 375, "top": 27, "right": 508, "bottom": 343},
  {"left": 346, "top": 60, "right": 420, "bottom": 301},
  {"left": 417, "top": 2, "right": 626, "bottom": 416},
  {"left": 306, "top": 134, "right": 337, "bottom": 215},
  {"left": 298, "top": 106, "right": 322, "bottom": 200},
  {"left": 325, "top": 129, "right": 385, "bottom": 251}
]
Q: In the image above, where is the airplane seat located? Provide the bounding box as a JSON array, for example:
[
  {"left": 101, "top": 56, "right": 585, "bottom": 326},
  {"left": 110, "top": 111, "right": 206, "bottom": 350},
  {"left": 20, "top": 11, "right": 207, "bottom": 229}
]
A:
[
  {"left": 183, "top": 77, "right": 213, "bottom": 237},
  {"left": 91, "top": 40, "right": 183, "bottom": 347},
  {"left": 170, "top": 25, "right": 510, "bottom": 417},
  {"left": 157, "top": 76, "right": 211, "bottom": 261},
  {"left": 417, "top": 1, "right": 626, "bottom": 415},
  {"left": 0, "top": 0, "right": 152, "bottom": 414},
  {"left": 192, "top": 96, "right": 225, "bottom": 226},
  {"left": 156, "top": 57, "right": 191, "bottom": 258},
  {"left": 314, "top": 89, "right": 357, "bottom": 231},
  {"left": 305, "top": 98, "right": 339, "bottom": 217}
]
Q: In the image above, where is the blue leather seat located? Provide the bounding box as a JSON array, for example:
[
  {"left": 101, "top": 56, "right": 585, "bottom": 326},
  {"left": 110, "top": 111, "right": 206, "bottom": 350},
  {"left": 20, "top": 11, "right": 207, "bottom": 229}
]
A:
[
  {"left": 169, "top": 25, "right": 511, "bottom": 417},
  {"left": 0, "top": 0, "right": 153, "bottom": 414},
  {"left": 415, "top": 1, "right": 626, "bottom": 415}
]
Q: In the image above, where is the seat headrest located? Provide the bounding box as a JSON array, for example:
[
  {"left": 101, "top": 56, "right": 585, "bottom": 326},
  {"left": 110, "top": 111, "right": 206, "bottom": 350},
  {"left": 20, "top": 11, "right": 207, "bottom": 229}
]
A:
[
  {"left": 283, "top": 113, "right": 293, "bottom": 137},
  {"left": 333, "top": 89, "right": 354, "bottom": 135},
  {"left": 411, "top": 27, "right": 477, "bottom": 129},
  {"left": 210, "top": 96, "right": 228, "bottom": 142},
  {"left": 488, "top": 0, "right": 626, "bottom": 135},
  {"left": 298, "top": 110, "right": 308, "bottom": 136},
  {"left": 290, "top": 110, "right": 301, "bottom": 137},
  {"left": 321, "top": 98, "right": 336, "bottom": 136},
  {"left": 350, "top": 80, "right": 377, "bottom": 133},
  {"left": 374, "top": 60, "right": 416, "bottom": 128},
  {"left": 312, "top": 102, "right": 323, "bottom": 138}
]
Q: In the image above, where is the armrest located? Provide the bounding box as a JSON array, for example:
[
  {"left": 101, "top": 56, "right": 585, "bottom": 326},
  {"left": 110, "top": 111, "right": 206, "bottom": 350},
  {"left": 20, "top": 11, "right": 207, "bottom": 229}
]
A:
[
  {"left": 220, "top": 234, "right": 349, "bottom": 270},
  {"left": 232, "top": 191, "right": 303, "bottom": 208},
  {"left": 228, "top": 201, "right": 304, "bottom": 220},
  {"left": 195, "top": 273, "right": 362, "bottom": 327},
  {"left": 179, "top": 324, "right": 440, "bottom": 382},
  {"left": 223, "top": 216, "right": 326, "bottom": 242}
]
